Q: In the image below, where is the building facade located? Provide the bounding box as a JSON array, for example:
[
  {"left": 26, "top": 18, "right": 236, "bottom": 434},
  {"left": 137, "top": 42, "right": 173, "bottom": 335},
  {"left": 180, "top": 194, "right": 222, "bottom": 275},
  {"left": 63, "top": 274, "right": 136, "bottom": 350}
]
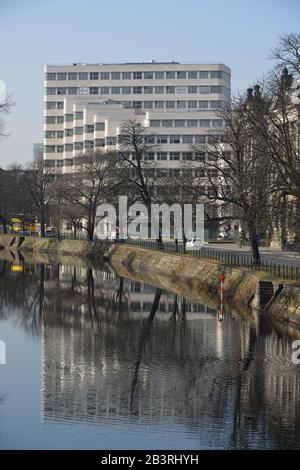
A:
[{"left": 43, "top": 62, "right": 231, "bottom": 175}]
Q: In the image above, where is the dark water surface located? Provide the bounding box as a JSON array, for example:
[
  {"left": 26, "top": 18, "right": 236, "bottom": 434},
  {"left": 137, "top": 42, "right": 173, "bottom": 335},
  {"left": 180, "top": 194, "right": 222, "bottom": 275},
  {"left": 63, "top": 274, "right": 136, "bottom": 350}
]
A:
[{"left": 0, "top": 259, "right": 300, "bottom": 450}]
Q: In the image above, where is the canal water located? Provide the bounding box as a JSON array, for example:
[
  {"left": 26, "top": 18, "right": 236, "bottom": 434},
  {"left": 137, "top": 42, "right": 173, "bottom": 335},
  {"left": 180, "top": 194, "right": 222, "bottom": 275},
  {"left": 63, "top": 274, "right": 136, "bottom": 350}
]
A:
[{"left": 0, "top": 259, "right": 300, "bottom": 450}]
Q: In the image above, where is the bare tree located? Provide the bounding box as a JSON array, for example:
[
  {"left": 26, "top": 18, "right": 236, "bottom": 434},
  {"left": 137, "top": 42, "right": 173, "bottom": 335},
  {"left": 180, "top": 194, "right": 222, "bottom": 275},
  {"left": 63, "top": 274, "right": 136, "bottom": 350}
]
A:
[
  {"left": 158, "top": 170, "right": 197, "bottom": 246},
  {"left": 0, "top": 163, "right": 36, "bottom": 233},
  {"left": 59, "top": 202, "right": 83, "bottom": 239},
  {"left": 271, "top": 33, "right": 300, "bottom": 76},
  {"left": 55, "top": 150, "right": 119, "bottom": 241},
  {"left": 21, "top": 150, "right": 53, "bottom": 237},
  {"left": 0, "top": 95, "right": 13, "bottom": 139},
  {"left": 117, "top": 120, "right": 161, "bottom": 239},
  {"left": 248, "top": 64, "right": 300, "bottom": 246},
  {"left": 251, "top": 72, "right": 300, "bottom": 197},
  {"left": 191, "top": 89, "right": 276, "bottom": 263},
  {"left": 0, "top": 94, "right": 14, "bottom": 230},
  {"left": 0, "top": 167, "right": 11, "bottom": 232}
]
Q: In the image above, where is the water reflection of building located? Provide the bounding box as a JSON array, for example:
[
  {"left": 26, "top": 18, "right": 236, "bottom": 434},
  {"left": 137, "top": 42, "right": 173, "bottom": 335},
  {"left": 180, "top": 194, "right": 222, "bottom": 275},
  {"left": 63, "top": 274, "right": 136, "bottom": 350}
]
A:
[
  {"left": 42, "top": 316, "right": 241, "bottom": 432},
  {"left": 41, "top": 264, "right": 240, "bottom": 445},
  {"left": 232, "top": 320, "right": 300, "bottom": 449},
  {"left": 38, "top": 264, "right": 300, "bottom": 448},
  {"left": 3, "top": 259, "right": 299, "bottom": 449},
  {"left": 43, "top": 264, "right": 219, "bottom": 321}
]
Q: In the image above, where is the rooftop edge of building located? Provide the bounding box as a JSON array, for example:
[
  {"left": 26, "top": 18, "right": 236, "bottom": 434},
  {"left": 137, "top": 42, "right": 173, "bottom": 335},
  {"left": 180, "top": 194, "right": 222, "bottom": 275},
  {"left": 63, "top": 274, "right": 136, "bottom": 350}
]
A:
[{"left": 44, "top": 62, "right": 231, "bottom": 71}]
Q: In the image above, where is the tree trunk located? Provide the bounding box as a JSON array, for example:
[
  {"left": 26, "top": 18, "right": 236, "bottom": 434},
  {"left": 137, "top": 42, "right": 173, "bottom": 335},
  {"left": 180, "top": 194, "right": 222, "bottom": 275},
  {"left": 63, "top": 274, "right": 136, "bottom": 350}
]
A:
[
  {"left": 116, "top": 277, "right": 124, "bottom": 316},
  {"left": 40, "top": 213, "right": 45, "bottom": 237},
  {"left": 181, "top": 210, "right": 186, "bottom": 251},
  {"left": 87, "top": 221, "right": 94, "bottom": 241},
  {"left": 149, "top": 288, "right": 162, "bottom": 321},
  {"left": 248, "top": 222, "right": 261, "bottom": 264},
  {"left": 1, "top": 217, "right": 7, "bottom": 234},
  {"left": 87, "top": 268, "right": 99, "bottom": 329},
  {"left": 170, "top": 294, "right": 179, "bottom": 320},
  {"left": 180, "top": 296, "right": 187, "bottom": 320},
  {"left": 116, "top": 212, "right": 120, "bottom": 241},
  {"left": 182, "top": 232, "right": 187, "bottom": 252}
]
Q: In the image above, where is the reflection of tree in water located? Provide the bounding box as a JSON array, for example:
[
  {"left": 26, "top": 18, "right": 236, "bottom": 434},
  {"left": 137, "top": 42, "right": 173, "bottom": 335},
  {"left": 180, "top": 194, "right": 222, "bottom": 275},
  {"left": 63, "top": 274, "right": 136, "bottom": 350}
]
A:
[
  {"left": 1, "top": 260, "right": 300, "bottom": 448},
  {"left": 86, "top": 268, "right": 100, "bottom": 330},
  {"left": 28, "top": 264, "right": 45, "bottom": 333},
  {"left": 40, "top": 270, "right": 234, "bottom": 435},
  {"left": 114, "top": 277, "right": 125, "bottom": 316},
  {"left": 230, "top": 324, "right": 258, "bottom": 448},
  {"left": 40, "top": 268, "right": 300, "bottom": 448},
  {"left": 228, "top": 316, "right": 300, "bottom": 449},
  {"left": 130, "top": 287, "right": 162, "bottom": 413},
  {"left": 169, "top": 295, "right": 187, "bottom": 321},
  {"left": 0, "top": 259, "right": 41, "bottom": 333},
  {"left": 0, "top": 260, "right": 7, "bottom": 277}
]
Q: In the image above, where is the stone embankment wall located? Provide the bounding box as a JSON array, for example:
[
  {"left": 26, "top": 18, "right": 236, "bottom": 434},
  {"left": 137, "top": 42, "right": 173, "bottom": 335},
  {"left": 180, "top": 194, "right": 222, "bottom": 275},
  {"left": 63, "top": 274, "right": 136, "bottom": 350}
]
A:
[
  {"left": 0, "top": 233, "right": 107, "bottom": 259},
  {"left": 107, "top": 243, "right": 258, "bottom": 312}
]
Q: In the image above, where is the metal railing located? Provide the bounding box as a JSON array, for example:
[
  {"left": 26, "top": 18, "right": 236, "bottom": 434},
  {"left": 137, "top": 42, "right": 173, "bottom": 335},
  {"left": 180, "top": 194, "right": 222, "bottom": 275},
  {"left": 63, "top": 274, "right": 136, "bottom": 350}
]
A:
[
  {"left": 13, "top": 231, "right": 90, "bottom": 241},
  {"left": 116, "top": 238, "right": 300, "bottom": 282}
]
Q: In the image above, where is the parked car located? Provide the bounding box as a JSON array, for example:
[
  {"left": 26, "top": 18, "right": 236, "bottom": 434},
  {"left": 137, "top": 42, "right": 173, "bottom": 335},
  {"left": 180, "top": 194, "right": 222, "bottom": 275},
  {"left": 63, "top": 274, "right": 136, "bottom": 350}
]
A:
[
  {"left": 186, "top": 237, "right": 203, "bottom": 250},
  {"left": 217, "top": 231, "right": 228, "bottom": 240},
  {"left": 44, "top": 227, "right": 56, "bottom": 237},
  {"left": 217, "top": 230, "right": 235, "bottom": 240}
]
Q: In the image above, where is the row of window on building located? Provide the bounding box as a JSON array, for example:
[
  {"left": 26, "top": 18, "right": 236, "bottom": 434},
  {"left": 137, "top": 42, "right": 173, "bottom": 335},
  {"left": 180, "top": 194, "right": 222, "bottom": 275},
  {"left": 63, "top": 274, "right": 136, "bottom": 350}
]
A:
[
  {"left": 45, "top": 122, "right": 104, "bottom": 136},
  {"left": 45, "top": 70, "right": 230, "bottom": 81},
  {"left": 44, "top": 150, "right": 226, "bottom": 162},
  {"left": 43, "top": 159, "right": 220, "bottom": 178},
  {"left": 44, "top": 100, "right": 226, "bottom": 111},
  {"left": 129, "top": 300, "right": 212, "bottom": 313},
  {"left": 44, "top": 133, "right": 226, "bottom": 151},
  {"left": 44, "top": 101, "right": 225, "bottom": 124},
  {"left": 45, "top": 120, "right": 223, "bottom": 139},
  {"left": 45, "top": 152, "right": 223, "bottom": 164},
  {"left": 45, "top": 85, "right": 231, "bottom": 96},
  {"left": 149, "top": 118, "right": 223, "bottom": 128}
]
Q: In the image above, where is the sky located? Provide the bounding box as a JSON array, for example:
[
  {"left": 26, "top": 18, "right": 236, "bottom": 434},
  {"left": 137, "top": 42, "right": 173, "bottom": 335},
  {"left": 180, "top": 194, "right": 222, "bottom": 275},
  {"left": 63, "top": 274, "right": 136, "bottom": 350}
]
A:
[{"left": 0, "top": 0, "right": 299, "bottom": 167}]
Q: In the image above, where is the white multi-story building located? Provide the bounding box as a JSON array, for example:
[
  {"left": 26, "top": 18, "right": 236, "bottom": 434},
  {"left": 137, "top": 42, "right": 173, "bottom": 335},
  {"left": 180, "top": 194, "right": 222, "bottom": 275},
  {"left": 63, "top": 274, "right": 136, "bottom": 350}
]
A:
[{"left": 43, "top": 62, "right": 231, "bottom": 175}]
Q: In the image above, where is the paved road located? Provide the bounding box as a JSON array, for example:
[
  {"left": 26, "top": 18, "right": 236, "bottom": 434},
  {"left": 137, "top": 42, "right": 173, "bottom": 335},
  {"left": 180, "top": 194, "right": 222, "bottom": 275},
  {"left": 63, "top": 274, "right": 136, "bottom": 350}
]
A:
[{"left": 206, "top": 243, "right": 300, "bottom": 267}]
